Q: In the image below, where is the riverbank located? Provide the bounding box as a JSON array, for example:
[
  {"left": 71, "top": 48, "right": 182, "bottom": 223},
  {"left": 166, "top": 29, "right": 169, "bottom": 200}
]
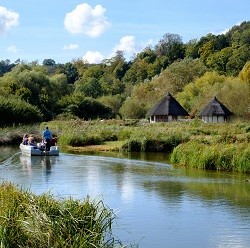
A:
[{"left": 1, "top": 119, "right": 250, "bottom": 173}]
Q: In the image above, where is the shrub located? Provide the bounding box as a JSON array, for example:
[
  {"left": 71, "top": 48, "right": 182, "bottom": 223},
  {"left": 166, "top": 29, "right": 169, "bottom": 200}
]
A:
[{"left": 0, "top": 95, "right": 42, "bottom": 126}]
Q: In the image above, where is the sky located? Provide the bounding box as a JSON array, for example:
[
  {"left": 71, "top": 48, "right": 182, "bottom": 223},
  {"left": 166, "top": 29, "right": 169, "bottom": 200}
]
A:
[{"left": 0, "top": 0, "right": 249, "bottom": 64}]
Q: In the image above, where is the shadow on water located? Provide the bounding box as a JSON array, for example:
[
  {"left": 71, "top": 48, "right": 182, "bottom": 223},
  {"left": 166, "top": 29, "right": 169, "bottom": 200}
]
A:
[{"left": 19, "top": 155, "right": 58, "bottom": 178}]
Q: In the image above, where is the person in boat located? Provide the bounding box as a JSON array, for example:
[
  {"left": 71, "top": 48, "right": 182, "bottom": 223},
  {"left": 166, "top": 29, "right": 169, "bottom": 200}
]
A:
[
  {"left": 42, "top": 126, "right": 52, "bottom": 151},
  {"left": 28, "top": 136, "right": 36, "bottom": 146},
  {"left": 22, "top": 134, "right": 29, "bottom": 145},
  {"left": 50, "top": 135, "right": 58, "bottom": 146}
]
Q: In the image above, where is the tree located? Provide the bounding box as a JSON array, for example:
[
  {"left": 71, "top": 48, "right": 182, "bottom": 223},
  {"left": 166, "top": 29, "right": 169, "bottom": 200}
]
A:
[
  {"left": 226, "top": 45, "right": 250, "bottom": 76},
  {"left": 155, "top": 33, "right": 185, "bottom": 64},
  {"left": 98, "top": 94, "right": 123, "bottom": 118},
  {"left": 0, "top": 65, "right": 58, "bottom": 120},
  {"left": 60, "top": 93, "right": 114, "bottom": 120},
  {"left": 0, "top": 59, "right": 16, "bottom": 76},
  {"left": 185, "top": 39, "right": 199, "bottom": 59},
  {"left": 119, "top": 97, "right": 147, "bottom": 119},
  {"left": 239, "top": 61, "right": 250, "bottom": 84},
  {"left": 75, "top": 78, "right": 104, "bottom": 98},
  {"left": 0, "top": 95, "right": 42, "bottom": 126},
  {"left": 206, "top": 47, "right": 233, "bottom": 74},
  {"left": 58, "top": 62, "right": 79, "bottom": 84},
  {"left": 42, "top": 59, "right": 56, "bottom": 67}
]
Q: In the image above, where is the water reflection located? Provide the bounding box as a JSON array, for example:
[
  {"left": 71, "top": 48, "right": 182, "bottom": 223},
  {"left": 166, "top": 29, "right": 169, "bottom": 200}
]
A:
[{"left": 19, "top": 155, "right": 58, "bottom": 179}]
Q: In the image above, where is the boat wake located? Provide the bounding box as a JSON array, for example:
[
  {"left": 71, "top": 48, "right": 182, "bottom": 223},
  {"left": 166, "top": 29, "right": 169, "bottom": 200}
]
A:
[{"left": 0, "top": 152, "right": 22, "bottom": 166}]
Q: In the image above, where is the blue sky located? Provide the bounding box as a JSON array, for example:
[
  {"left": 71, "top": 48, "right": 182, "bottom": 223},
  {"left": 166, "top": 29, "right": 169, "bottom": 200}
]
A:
[{"left": 1, "top": 0, "right": 249, "bottom": 64}]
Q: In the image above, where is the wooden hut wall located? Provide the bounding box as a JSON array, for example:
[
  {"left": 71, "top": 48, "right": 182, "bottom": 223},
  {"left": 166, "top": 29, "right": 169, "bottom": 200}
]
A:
[{"left": 202, "top": 116, "right": 225, "bottom": 123}]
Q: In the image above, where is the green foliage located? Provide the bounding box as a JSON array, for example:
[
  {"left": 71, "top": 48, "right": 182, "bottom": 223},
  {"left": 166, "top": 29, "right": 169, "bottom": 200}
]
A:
[
  {"left": 98, "top": 94, "right": 124, "bottom": 118},
  {"left": 57, "top": 92, "right": 114, "bottom": 120},
  {"left": 0, "top": 95, "right": 42, "bottom": 126},
  {"left": 155, "top": 33, "right": 185, "bottom": 63},
  {"left": 0, "top": 182, "right": 119, "bottom": 247},
  {"left": 176, "top": 71, "right": 250, "bottom": 119},
  {"left": 0, "top": 21, "right": 249, "bottom": 124},
  {"left": 0, "top": 59, "right": 16, "bottom": 76},
  {"left": 119, "top": 97, "right": 147, "bottom": 119},
  {"left": 239, "top": 61, "right": 250, "bottom": 84},
  {"left": 122, "top": 134, "right": 186, "bottom": 153},
  {"left": 170, "top": 141, "right": 250, "bottom": 173}
]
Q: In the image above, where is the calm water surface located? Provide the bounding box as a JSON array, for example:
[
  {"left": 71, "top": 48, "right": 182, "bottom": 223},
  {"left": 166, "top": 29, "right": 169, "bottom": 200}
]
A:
[{"left": 1, "top": 146, "right": 250, "bottom": 248}]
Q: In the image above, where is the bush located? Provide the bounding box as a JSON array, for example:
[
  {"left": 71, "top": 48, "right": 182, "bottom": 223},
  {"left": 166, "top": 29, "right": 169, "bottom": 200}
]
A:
[{"left": 0, "top": 95, "right": 42, "bottom": 126}]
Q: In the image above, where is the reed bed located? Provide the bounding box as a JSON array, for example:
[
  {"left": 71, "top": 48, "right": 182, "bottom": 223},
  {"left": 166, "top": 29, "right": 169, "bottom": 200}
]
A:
[
  {"left": 0, "top": 182, "right": 121, "bottom": 248},
  {"left": 170, "top": 141, "right": 250, "bottom": 173}
]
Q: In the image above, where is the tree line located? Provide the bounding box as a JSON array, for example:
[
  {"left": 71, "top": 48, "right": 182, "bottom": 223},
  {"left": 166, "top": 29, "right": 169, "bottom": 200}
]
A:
[{"left": 0, "top": 21, "right": 249, "bottom": 125}]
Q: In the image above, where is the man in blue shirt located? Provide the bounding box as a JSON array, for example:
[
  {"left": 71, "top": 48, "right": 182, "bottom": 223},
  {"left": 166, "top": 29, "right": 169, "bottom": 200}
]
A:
[{"left": 43, "top": 126, "right": 52, "bottom": 151}]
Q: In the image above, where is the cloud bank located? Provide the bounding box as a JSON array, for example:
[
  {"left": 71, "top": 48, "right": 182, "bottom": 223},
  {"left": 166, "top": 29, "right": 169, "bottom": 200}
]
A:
[
  {"left": 64, "top": 3, "right": 110, "bottom": 37},
  {"left": 0, "top": 6, "right": 19, "bottom": 34}
]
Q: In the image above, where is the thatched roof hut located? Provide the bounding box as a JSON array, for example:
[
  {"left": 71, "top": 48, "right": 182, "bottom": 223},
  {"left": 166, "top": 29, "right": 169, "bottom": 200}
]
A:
[
  {"left": 199, "top": 96, "right": 233, "bottom": 123},
  {"left": 147, "top": 92, "right": 189, "bottom": 123}
]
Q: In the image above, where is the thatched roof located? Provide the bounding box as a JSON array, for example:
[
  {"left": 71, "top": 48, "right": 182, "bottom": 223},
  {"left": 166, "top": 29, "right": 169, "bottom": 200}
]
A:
[
  {"left": 199, "top": 97, "right": 233, "bottom": 116},
  {"left": 147, "top": 92, "right": 189, "bottom": 116}
]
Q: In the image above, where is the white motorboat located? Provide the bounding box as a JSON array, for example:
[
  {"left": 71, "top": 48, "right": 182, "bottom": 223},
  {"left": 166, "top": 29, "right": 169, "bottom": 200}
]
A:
[{"left": 19, "top": 143, "right": 59, "bottom": 156}]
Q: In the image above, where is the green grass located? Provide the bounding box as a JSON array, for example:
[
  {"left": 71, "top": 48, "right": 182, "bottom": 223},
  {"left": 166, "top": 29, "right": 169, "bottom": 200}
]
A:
[
  {"left": 170, "top": 141, "right": 250, "bottom": 173},
  {"left": 0, "top": 182, "right": 122, "bottom": 248}
]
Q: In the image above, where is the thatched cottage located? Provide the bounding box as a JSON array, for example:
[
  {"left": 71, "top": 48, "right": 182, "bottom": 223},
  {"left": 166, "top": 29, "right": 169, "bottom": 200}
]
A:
[
  {"left": 147, "top": 92, "right": 189, "bottom": 123},
  {"left": 199, "top": 96, "right": 233, "bottom": 123}
]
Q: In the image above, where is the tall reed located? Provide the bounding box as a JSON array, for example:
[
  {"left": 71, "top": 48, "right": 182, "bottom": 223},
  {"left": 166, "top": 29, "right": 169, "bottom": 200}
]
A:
[
  {"left": 0, "top": 182, "right": 121, "bottom": 247},
  {"left": 170, "top": 141, "right": 250, "bottom": 173}
]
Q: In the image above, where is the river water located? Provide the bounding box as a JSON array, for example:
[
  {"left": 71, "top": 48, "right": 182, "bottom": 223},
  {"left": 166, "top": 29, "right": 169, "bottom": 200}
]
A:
[{"left": 1, "top": 146, "right": 250, "bottom": 248}]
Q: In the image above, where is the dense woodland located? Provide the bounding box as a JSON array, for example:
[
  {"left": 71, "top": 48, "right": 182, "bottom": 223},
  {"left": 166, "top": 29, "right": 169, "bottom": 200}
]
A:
[{"left": 0, "top": 21, "right": 250, "bottom": 125}]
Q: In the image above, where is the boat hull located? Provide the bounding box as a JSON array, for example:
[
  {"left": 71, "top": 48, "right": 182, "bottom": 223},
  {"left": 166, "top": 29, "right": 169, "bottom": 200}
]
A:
[{"left": 19, "top": 143, "right": 59, "bottom": 156}]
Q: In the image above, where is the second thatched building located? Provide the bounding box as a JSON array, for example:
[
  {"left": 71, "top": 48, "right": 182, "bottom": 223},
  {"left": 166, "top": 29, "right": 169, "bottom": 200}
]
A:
[{"left": 199, "top": 96, "right": 233, "bottom": 123}]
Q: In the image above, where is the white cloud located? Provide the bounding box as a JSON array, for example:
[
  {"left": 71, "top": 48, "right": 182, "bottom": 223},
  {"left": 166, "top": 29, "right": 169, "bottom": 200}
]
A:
[
  {"left": 0, "top": 6, "right": 19, "bottom": 34},
  {"left": 113, "top": 36, "right": 137, "bottom": 54},
  {"left": 110, "top": 35, "right": 150, "bottom": 60},
  {"left": 7, "top": 45, "right": 18, "bottom": 53},
  {"left": 82, "top": 51, "right": 104, "bottom": 64},
  {"left": 64, "top": 3, "right": 110, "bottom": 37},
  {"left": 63, "top": 44, "right": 79, "bottom": 50}
]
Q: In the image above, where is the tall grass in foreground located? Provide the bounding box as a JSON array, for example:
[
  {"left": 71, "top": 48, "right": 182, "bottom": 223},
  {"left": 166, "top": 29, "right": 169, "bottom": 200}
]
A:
[
  {"left": 170, "top": 141, "right": 250, "bottom": 173},
  {"left": 0, "top": 182, "right": 122, "bottom": 248}
]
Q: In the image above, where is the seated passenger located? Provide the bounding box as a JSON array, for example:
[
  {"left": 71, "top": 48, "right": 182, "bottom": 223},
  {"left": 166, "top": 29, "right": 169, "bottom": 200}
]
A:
[
  {"left": 22, "top": 134, "right": 29, "bottom": 145},
  {"left": 28, "top": 136, "right": 36, "bottom": 146},
  {"left": 51, "top": 136, "right": 58, "bottom": 146}
]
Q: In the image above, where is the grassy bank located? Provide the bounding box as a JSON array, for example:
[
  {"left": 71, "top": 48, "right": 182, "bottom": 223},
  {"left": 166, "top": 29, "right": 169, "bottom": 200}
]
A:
[
  {"left": 1, "top": 119, "right": 250, "bottom": 173},
  {"left": 170, "top": 141, "right": 250, "bottom": 172},
  {"left": 0, "top": 182, "right": 120, "bottom": 247},
  {"left": 44, "top": 119, "right": 250, "bottom": 173},
  {"left": 0, "top": 124, "right": 40, "bottom": 145}
]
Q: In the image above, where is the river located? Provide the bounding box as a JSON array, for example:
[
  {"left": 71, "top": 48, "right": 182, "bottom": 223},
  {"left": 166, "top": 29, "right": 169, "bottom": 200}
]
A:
[{"left": 1, "top": 146, "right": 250, "bottom": 248}]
